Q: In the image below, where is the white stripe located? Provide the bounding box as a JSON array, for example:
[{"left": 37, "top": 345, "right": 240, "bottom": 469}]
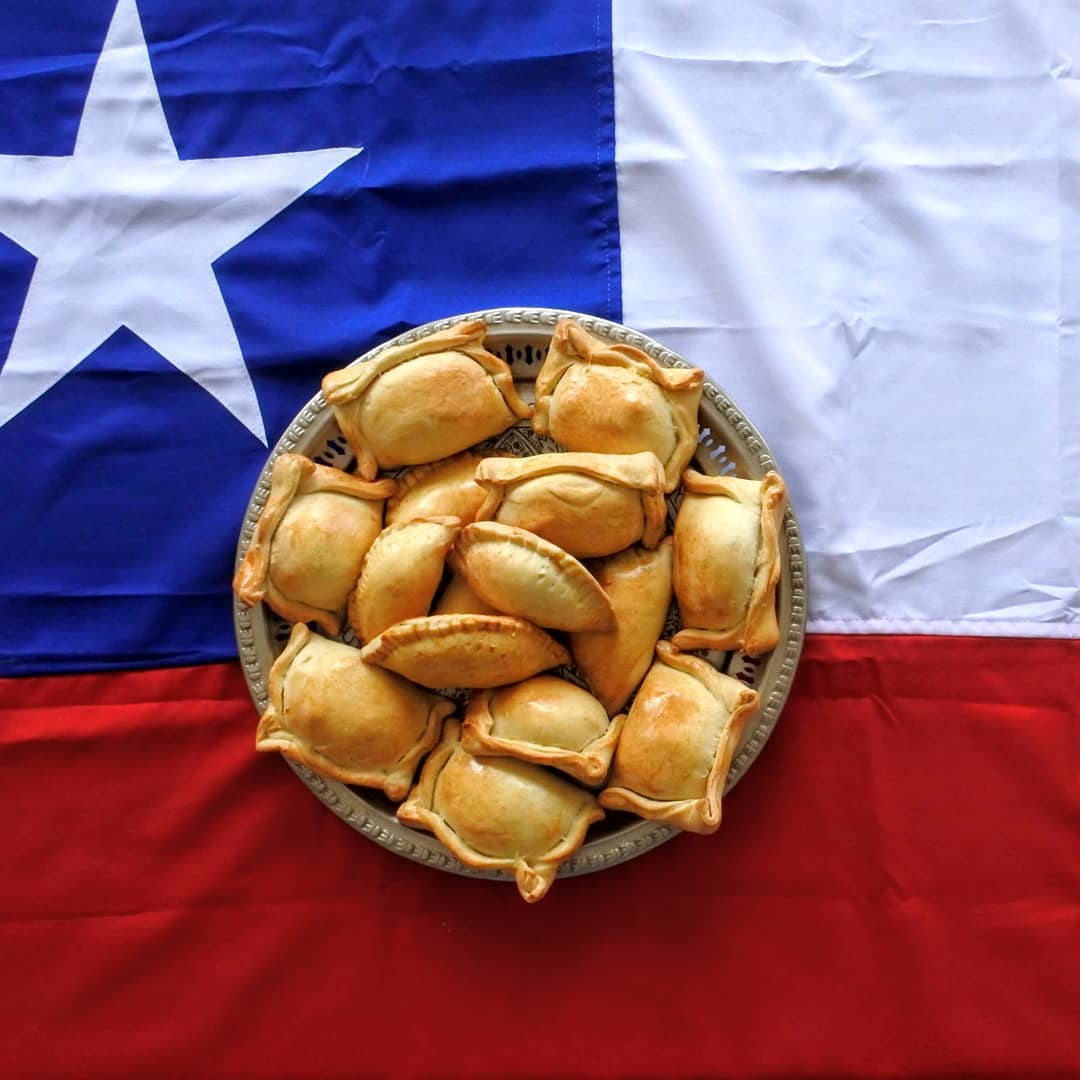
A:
[
  {"left": 613, "top": 0, "right": 1080, "bottom": 635},
  {"left": 809, "top": 619, "right": 1079, "bottom": 639}
]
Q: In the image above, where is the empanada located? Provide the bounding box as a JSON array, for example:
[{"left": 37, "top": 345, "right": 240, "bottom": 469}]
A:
[
  {"left": 449, "top": 522, "right": 614, "bottom": 632},
  {"left": 569, "top": 538, "right": 674, "bottom": 715},
  {"left": 599, "top": 642, "right": 758, "bottom": 834},
  {"left": 430, "top": 573, "right": 500, "bottom": 617},
  {"left": 322, "top": 321, "right": 532, "bottom": 480},
  {"left": 462, "top": 675, "right": 623, "bottom": 786},
  {"left": 473, "top": 451, "right": 666, "bottom": 558},
  {"left": 347, "top": 517, "right": 461, "bottom": 643},
  {"left": 359, "top": 613, "right": 570, "bottom": 689},
  {"left": 533, "top": 319, "right": 703, "bottom": 492},
  {"left": 233, "top": 453, "right": 395, "bottom": 635},
  {"left": 256, "top": 623, "right": 453, "bottom": 800},
  {"left": 672, "top": 469, "right": 787, "bottom": 657},
  {"left": 398, "top": 720, "right": 604, "bottom": 902},
  {"left": 385, "top": 451, "right": 492, "bottom": 527}
]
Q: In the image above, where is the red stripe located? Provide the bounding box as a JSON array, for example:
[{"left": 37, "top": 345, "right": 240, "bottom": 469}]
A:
[{"left": 1, "top": 636, "right": 1076, "bottom": 1080}]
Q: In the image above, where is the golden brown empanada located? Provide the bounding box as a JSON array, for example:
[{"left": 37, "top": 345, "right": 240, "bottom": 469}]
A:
[
  {"left": 233, "top": 453, "right": 395, "bottom": 635},
  {"left": 322, "top": 321, "right": 532, "bottom": 480},
  {"left": 359, "top": 613, "right": 570, "bottom": 689},
  {"left": 569, "top": 537, "right": 674, "bottom": 715},
  {"left": 533, "top": 319, "right": 703, "bottom": 492},
  {"left": 384, "top": 451, "right": 492, "bottom": 527},
  {"left": 347, "top": 517, "right": 461, "bottom": 643},
  {"left": 398, "top": 719, "right": 604, "bottom": 902},
  {"left": 430, "top": 573, "right": 500, "bottom": 617},
  {"left": 672, "top": 469, "right": 787, "bottom": 657},
  {"left": 449, "top": 521, "right": 614, "bottom": 632},
  {"left": 599, "top": 642, "right": 758, "bottom": 834},
  {"left": 256, "top": 623, "right": 453, "bottom": 800},
  {"left": 462, "top": 675, "right": 623, "bottom": 786},
  {"left": 473, "top": 451, "right": 666, "bottom": 559}
]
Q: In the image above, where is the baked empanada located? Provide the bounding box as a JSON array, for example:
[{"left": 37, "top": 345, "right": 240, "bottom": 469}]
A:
[
  {"left": 533, "top": 319, "right": 703, "bottom": 492},
  {"left": 359, "top": 613, "right": 570, "bottom": 689},
  {"left": 473, "top": 451, "right": 666, "bottom": 559},
  {"left": 569, "top": 538, "right": 674, "bottom": 715},
  {"left": 430, "top": 573, "right": 499, "bottom": 617},
  {"left": 322, "top": 321, "right": 532, "bottom": 480},
  {"left": 462, "top": 675, "right": 623, "bottom": 786},
  {"left": 599, "top": 642, "right": 758, "bottom": 834},
  {"left": 672, "top": 469, "right": 787, "bottom": 657},
  {"left": 347, "top": 517, "right": 461, "bottom": 643},
  {"left": 233, "top": 453, "right": 395, "bottom": 635},
  {"left": 398, "top": 719, "right": 604, "bottom": 902},
  {"left": 256, "top": 623, "right": 453, "bottom": 800},
  {"left": 449, "top": 521, "right": 614, "bottom": 632},
  {"left": 385, "top": 451, "right": 492, "bottom": 527}
]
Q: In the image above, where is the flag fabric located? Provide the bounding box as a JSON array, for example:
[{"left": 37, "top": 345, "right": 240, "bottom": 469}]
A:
[
  {"left": 0, "top": 2, "right": 1076, "bottom": 1079},
  {"left": 0, "top": 0, "right": 619, "bottom": 675}
]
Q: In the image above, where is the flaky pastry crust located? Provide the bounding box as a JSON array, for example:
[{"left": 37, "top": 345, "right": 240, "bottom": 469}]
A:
[
  {"left": 232, "top": 453, "right": 395, "bottom": 635},
  {"left": 322, "top": 321, "right": 532, "bottom": 480},
  {"left": 384, "top": 451, "right": 493, "bottom": 527},
  {"left": 347, "top": 517, "right": 461, "bottom": 643},
  {"left": 358, "top": 613, "right": 570, "bottom": 689},
  {"left": 473, "top": 450, "right": 666, "bottom": 558},
  {"left": 599, "top": 642, "right": 758, "bottom": 834},
  {"left": 672, "top": 469, "right": 787, "bottom": 657},
  {"left": 532, "top": 319, "right": 703, "bottom": 492},
  {"left": 462, "top": 675, "right": 623, "bottom": 786},
  {"left": 430, "top": 573, "right": 500, "bottom": 617},
  {"left": 398, "top": 720, "right": 604, "bottom": 902},
  {"left": 449, "top": 521, "right": 614, "bottom": 632},
  {"left": 569, "top": 538, "right": 674, "bottom": 715},
  {"left": 256, "top": 623, "right": 453, "bottom": 800}
]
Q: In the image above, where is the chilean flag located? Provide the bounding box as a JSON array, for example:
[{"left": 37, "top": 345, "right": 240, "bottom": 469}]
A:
[{"left": 0, "top": 1, "right": 1076, "bottom": 1078}]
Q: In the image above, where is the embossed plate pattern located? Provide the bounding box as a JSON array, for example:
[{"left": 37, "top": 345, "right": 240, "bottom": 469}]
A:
[{"left": 234, "top": 308, "right": 807, "bottom": 881}]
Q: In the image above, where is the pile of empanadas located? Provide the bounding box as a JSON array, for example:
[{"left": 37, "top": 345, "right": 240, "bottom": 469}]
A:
[{"left": 234, "top": 318, "right": 788, "bottom": 902}]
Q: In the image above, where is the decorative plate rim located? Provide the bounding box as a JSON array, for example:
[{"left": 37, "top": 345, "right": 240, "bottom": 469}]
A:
[{"left": 233, "top": 306, "right": 807, "bottom": 881}]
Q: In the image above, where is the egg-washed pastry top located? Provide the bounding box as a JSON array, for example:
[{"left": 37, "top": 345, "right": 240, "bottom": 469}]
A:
[
  {"left": 473, "top": 450, "right": 666, "bottom": 559},
  {"left": 359, "top": 613, "right": 570, "bottom": 690},
  {"left": 532, "top": 319, "right": 703, "bottom": 492},
  {"left": 322, "top": 320, "right": 532, "bottom": 480},
  {"left": 672, "top": 469, "right": 787, "bottom": 657},
  {"left": 256, "top": 623, "right": 453, "bottom": 800},
  {"left": 347, "top": 516, "right": 461, "bottom": 644},
  {"left": 599, "top": 642, "right": 758, "bottom": 834},
  {"left": 398, "top": 719, "right": 603, "bottom": 902},
  {"left": 232, "top": 452, "right": 395, "bottom": 635},
  {"left": 569, "top": 538, "right": 674, "bottom": 716},
  {"left": 449, "top": 521, "right": 615, "bottom": 633},
  {"left": 462, "top": 675, "right": 623, "bottom": 786}
]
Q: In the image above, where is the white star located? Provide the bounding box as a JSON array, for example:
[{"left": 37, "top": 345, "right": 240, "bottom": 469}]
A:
[{"left": 0, "top": 0, "right": 362, "bottom": 443}]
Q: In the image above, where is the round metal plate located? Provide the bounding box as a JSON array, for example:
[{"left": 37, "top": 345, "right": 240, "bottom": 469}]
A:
[{"left": 233, "top": 307, "right": 807, "bottom": 881}]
